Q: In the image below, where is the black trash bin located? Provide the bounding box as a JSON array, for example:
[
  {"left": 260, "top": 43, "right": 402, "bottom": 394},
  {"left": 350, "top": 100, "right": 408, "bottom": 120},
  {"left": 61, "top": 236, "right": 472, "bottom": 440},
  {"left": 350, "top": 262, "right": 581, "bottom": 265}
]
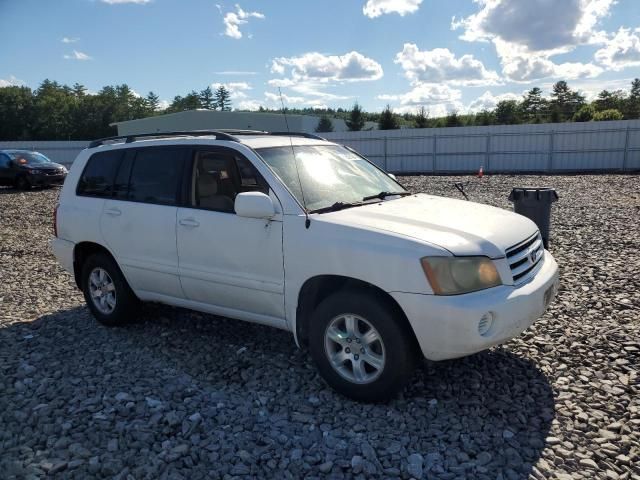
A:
[{"left": 508, "top": 187, "right": 559, "bottom": 249}]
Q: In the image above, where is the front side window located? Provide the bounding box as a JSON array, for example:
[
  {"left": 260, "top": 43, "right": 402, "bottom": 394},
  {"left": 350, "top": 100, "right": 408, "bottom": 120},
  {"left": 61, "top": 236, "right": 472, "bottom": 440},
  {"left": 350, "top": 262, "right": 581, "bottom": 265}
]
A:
[
  {"left": 256, "top": 145, "right": 404, "bottom": 212},
  {"left": 128, "top": 148, "right": 184, "bottom": 205},
  {"left": 77, "top": 150, "right": 123, "bottom": 197},
  {"left": 191, "top": 150, "right": 268, "bottom": 213}
]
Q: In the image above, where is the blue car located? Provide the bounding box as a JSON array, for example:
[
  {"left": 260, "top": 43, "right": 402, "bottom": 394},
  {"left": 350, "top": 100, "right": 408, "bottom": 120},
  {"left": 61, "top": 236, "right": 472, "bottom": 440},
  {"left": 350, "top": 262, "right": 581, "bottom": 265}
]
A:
[{"left": 0, "top": 149, "right": 68, "bottom": 189}]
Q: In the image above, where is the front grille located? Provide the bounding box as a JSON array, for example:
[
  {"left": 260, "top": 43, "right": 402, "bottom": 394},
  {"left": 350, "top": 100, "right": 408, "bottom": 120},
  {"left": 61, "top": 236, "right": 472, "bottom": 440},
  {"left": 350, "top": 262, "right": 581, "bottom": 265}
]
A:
[{"left": 506, "top": 231, "right": 544, "bottom": 284}]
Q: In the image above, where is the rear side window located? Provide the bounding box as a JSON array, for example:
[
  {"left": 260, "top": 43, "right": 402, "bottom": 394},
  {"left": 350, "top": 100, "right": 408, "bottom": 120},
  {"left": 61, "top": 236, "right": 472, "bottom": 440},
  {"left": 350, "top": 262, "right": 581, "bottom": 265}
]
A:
[
  {"left": 77, "top": 150, "right": 123, "bottom": 197},
  {"left": 128, "top": 148, "right": 184, "bottom": 205}
]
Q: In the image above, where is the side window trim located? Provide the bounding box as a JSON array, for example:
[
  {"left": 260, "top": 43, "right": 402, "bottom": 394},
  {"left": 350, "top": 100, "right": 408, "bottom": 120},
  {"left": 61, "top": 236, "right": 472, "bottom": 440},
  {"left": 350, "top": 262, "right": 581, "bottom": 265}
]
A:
[
  {"left": 124, "top": 146, "right": 188, "bottom": 207},
  {"left": 185, "top": 146, "right": 272, "bottom": 214},
  {"left": 76, "top": 149, "right": 124, "bottom": 198}
]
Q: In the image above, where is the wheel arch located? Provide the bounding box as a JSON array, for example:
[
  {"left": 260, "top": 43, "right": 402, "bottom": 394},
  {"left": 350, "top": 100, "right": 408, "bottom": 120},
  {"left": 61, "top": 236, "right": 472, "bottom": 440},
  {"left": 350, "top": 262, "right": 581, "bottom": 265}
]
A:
[
  {"left": 295, "top": 275, "right": 419, "bottom": 352},
  {"left": 72, "top": 241, "right": 119, "bottom": 290}
]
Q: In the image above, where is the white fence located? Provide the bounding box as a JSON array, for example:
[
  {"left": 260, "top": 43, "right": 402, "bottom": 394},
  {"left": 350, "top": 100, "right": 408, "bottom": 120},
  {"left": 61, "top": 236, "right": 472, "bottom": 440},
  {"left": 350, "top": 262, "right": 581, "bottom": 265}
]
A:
[
  {"left": 2, "top": 119, "right": 640, "bottom": 173},
  {"left": 323, "top": 119, "right": 640, "bottom": 173}
]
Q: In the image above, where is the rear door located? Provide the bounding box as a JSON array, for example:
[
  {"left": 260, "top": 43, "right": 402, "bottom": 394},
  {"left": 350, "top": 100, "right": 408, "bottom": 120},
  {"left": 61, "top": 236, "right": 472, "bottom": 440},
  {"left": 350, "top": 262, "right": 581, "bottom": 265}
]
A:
[
  {"left": 176, "top": 147, "right": 286, "bottom": 326},
  {"left": 100, "top": 146, "right": 187, "bottom": 299}
]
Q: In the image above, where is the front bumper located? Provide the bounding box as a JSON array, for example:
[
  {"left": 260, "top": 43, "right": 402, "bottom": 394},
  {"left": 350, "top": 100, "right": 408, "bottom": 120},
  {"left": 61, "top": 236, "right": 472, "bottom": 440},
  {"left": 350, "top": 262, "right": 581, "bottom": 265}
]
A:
[
  {"left": 29, "top": 173, "right": 66, "bottom": 186},
  {"left": 391, "top": 250, "right": 559, "bottom": 361}
]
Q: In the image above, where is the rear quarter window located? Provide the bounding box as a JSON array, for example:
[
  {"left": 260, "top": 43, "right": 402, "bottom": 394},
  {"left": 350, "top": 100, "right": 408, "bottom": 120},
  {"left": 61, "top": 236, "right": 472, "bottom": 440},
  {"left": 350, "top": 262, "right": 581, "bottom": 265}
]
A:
[{"left": 76, "top": 150, "right": 124, "bottom": 197}]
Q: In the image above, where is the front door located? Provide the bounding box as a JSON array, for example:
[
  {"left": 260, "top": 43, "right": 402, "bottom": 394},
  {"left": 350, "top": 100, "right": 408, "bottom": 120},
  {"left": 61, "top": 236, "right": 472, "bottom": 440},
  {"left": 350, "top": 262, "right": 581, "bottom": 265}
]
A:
[{"left": 176, "top": 148, "right": 286, "bottom": 326}]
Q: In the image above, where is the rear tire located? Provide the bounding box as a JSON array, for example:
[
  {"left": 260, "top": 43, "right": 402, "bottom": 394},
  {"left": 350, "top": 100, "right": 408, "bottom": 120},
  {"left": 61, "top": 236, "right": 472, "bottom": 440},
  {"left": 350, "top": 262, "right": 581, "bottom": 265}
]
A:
[
  {"left": 81, "top": 252, "right": 139, "bottom": 326},
  {"left": 309, "top": 289, "right": 417, "bottom": 402},
  {"left": 15, "top": 176, "right": 30, "bottom": 190}
]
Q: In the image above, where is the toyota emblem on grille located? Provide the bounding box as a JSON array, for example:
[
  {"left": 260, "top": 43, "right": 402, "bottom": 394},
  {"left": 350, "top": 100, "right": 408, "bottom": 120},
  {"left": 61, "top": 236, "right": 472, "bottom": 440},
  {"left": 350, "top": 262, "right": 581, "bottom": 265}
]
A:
[{"left": 529, "top": 249, "right": 537, "bottom": 263}]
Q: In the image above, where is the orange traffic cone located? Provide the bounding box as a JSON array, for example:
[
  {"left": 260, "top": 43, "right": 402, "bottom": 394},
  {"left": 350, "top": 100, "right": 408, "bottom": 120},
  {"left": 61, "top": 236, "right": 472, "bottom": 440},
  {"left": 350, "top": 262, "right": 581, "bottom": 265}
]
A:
[{"left": 478, "top": 165, "right": 484, "bottom": 178}]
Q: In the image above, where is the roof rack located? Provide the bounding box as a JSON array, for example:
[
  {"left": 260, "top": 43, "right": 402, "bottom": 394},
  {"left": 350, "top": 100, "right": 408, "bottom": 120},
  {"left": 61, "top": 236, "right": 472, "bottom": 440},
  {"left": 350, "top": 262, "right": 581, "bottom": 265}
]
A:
[
  {"left": 87, "top": 129, "right": 327, "bottom": 149},
  {"left": 217, "top": 130, "right": 326, "bottom": 141},
  {"left": 88, "top": 130, "right": 239, "bottom": 148}
]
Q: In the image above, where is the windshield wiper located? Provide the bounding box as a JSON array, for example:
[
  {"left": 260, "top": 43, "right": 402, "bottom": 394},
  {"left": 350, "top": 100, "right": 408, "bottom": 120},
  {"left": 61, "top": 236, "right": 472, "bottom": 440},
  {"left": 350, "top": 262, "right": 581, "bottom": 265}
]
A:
[
  {"left": 309, "top": 201, "right": 365, "bottom": 214},
  {"left": 362, "top": 191, "right": 411, "bottom": 201}
]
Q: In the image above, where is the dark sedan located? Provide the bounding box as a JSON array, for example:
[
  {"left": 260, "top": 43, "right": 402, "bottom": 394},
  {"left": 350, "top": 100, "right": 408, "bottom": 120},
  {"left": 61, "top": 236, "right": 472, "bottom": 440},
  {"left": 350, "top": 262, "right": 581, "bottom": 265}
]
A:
[{"left": 0, "top": 150, "right": 68, "bottom": 189}]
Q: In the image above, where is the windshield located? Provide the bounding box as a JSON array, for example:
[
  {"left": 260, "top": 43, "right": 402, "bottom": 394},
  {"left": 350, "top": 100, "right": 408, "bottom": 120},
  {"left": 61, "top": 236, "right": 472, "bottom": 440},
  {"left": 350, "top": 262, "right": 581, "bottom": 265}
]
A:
[
  {"left": 8, "top": 151, "right": 52, "bottom": 164},
  {"left": 256, "top": 145, "right": 405, "bottom": 212}
]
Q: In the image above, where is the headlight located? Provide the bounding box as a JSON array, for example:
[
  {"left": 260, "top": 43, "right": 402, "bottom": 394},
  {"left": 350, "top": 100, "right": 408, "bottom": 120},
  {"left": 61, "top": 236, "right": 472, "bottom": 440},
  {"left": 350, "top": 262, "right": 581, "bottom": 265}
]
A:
[{"left": 421, "top": 256, "right": 501, "bottom": 295}]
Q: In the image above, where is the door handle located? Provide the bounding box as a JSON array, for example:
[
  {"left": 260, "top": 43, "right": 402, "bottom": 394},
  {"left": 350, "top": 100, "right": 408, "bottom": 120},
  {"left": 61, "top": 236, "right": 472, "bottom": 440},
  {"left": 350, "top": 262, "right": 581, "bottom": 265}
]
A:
[
  {"left": 105, "top": 207, "right": 121, "bottom": 216},
  {"left": 179, "top": 218, "right": 200, "bottom": 227}
]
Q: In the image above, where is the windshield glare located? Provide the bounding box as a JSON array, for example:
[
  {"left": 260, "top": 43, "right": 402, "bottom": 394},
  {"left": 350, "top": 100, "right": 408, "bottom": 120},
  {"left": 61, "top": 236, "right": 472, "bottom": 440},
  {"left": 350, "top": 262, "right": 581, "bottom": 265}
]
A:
[
  {"left": 8, "top": 151, "right": 52, "bottom": 164},
  {"left": 256, "top": 145, "right": 405, "bottom": 212}
]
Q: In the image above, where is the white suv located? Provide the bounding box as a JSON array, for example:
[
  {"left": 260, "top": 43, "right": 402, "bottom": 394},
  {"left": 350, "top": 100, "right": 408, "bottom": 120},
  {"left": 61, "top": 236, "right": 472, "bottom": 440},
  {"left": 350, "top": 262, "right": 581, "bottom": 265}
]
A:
[{"left": 50, "top": 130, "right": 559, "bottom": 401}]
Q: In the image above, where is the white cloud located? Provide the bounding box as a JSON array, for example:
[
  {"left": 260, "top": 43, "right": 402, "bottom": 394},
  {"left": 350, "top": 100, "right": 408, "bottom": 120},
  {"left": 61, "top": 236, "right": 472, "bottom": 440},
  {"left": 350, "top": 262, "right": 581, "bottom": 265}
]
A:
[
  {"left": 452, "top": 0, "right": 613, "bottom": 82},
  {"left": 158, "top": 100, "right": 170, "bottom": 110},
  {"left": 101, "top": 0, "right": 151, "bottom": 4},
  {"left": 265, "top": 92, "right": 307, "bottom": 104},
  {"left": 595, "top": 27, "right": 640, "bottom": 71},
  {"left": 452, "top": 0, "right": 613, "bottom": 54},
  {"left": 236, "top": 99, "right": 263, "bottom": 111},
  {"left": 378, "top": 84, "right": 464, "bottom": 116},
  {"left": 63, "top": 50, "right": 92, "bottom": 61},
  {"left": 0, "top": 75, "right": 24, "bottom": 88},
  {"left": 500, "top": 49, "right": 603, "bottom": 82},
  {"left": 467, "top": 90, "right": 521, "bottom": 112},
  {"left": 362, "top": 0, "right": 423, "bottom": 18},
  {"left": 394, "top": 43, "right": 501, "bottom": 86},
  {"left": 61, "top": 37, "right": 79, "bottom": 43},
  {"left": 271, "top": 51, "right": 383, "bottom": 82},
  {"left": 221, "top": 4, "right": 264, "bottom": 39}
]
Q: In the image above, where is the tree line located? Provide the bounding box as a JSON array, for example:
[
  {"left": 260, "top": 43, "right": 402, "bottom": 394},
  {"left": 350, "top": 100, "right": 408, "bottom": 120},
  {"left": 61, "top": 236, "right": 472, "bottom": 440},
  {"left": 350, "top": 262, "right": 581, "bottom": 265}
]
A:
[
  {"left": 0, "top": 80, "right": 233, "bottom": 140},
  {"left": 313, "top": 79, "right": 640, "bottom": 132},
  {"left": 0, "top": 78, "right": 638, "bottom": 140}
]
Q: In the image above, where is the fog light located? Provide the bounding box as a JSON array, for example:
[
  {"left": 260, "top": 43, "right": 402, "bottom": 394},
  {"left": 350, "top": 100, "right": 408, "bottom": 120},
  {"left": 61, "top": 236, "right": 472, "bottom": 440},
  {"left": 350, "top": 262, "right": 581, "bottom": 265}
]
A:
[{"left": 478, "top": 312, "right": 494, "bottom": 336}]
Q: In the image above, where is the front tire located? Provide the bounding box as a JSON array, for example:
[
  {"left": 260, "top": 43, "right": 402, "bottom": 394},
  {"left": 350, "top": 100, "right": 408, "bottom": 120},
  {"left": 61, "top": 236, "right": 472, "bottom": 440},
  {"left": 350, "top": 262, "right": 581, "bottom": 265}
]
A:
[
  {"left": 15, "top": 176, "right": 30, "bottom": 190},
  {"left": 309, "top": 290, "right": 417, "bottom": 402},
  {"left": 81, "top": 252, "right": 139, "bottom": 326}
]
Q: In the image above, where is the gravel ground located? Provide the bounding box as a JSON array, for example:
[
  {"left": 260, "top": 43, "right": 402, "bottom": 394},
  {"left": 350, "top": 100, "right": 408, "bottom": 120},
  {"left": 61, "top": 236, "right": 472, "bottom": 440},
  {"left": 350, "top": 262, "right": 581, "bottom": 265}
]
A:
[{"left": 0, "top": 175, "right": 639, "bottom": 480}]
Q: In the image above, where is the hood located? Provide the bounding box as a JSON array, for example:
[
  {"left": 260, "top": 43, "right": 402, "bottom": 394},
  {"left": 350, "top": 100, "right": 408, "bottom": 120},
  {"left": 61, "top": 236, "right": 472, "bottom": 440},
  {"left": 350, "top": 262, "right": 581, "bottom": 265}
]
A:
[{"left": 316, "top": 193, "right": 538, "bottom": 258}]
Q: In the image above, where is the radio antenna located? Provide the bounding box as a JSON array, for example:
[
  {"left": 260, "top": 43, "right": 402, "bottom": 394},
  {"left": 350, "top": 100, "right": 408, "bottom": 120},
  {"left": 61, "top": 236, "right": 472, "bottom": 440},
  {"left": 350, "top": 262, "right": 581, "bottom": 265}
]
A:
[{"left": 278, "top": 87, "right": 310, "bottom": 229}]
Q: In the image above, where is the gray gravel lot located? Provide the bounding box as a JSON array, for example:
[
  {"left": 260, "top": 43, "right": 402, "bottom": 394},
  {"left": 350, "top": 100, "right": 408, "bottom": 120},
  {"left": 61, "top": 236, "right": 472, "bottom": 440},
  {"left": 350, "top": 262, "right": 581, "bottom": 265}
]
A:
[{"left": 1, "top": 174, "right": 639, "bottom": 480}]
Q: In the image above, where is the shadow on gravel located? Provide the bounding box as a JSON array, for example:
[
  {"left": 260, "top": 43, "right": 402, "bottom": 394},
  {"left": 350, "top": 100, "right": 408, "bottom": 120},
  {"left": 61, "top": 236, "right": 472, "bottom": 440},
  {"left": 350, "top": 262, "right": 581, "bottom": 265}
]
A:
[{"left": 0, "top": 304, "right": 555, "bottom": 479}]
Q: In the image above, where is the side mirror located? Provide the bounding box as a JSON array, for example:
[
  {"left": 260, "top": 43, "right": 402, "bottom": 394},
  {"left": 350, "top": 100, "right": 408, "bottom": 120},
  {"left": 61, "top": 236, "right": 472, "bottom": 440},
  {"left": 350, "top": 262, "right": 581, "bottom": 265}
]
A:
[
  {"left": 234, "top": 192, "right": 276, "bottom": 219},
  {"left": 388, "top": 173, "right": 397, "bottom": 180}
]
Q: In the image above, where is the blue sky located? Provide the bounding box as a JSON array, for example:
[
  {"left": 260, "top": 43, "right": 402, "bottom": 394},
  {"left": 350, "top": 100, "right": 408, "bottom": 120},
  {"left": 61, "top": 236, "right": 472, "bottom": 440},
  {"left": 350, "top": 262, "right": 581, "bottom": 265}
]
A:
[{"left": 1, "top": 0, "right": 640, "bottom": 115}]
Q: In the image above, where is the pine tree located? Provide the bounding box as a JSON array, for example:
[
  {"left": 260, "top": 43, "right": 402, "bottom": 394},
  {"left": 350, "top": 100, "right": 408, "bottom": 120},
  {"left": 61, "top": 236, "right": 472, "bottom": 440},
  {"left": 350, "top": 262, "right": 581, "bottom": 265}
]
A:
[
  {"left": 625, "top": 78, "right": 640, "bottom": 119},
  {"left": 378, "top": 105, "right": 399, "bottom": 130},
  {"left": 494, "top": 100, "right": 521, "bottom": 125},
  {"left": 445, "top": 110, "right": 462, "bottom": 127},
  {"left": 145, "top": 91, "right": 160, "bottom": 112},
  {"left": 72, "top": 83, "right": 87, "bottom": 97},
  {"left": 199, "top": 86, "right": 216, "bottom": 110},
  {"left": 214, "top": 85, "right": 232, "bottom": 111},
  {"left": 346, "top": 102, "right": 365, "bottom": 131},
  {"left": 550, "top": 81, "right": 585, "bottom": 122},
  {"left": 315, "top": 115, "right": 334, "bottom": 132},
  {"left": 414, "top": 106, "right": 429, "bottom": 128},
  {"left": 521, "top": 87, "right": 547, "bottom": 122}
]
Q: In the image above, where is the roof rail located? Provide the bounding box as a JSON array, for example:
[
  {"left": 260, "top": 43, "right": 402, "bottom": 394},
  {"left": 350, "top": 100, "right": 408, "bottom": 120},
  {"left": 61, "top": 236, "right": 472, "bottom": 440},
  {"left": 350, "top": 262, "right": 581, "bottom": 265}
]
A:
[
  {"left": 268, "top": 132, "right": 326, "bottom": 140},
  {"left": 87, "top": 130, "right": 239, "bottom": 148},
  {"left": 217, "top": 129, "right": 325, "bottom": 140}
]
